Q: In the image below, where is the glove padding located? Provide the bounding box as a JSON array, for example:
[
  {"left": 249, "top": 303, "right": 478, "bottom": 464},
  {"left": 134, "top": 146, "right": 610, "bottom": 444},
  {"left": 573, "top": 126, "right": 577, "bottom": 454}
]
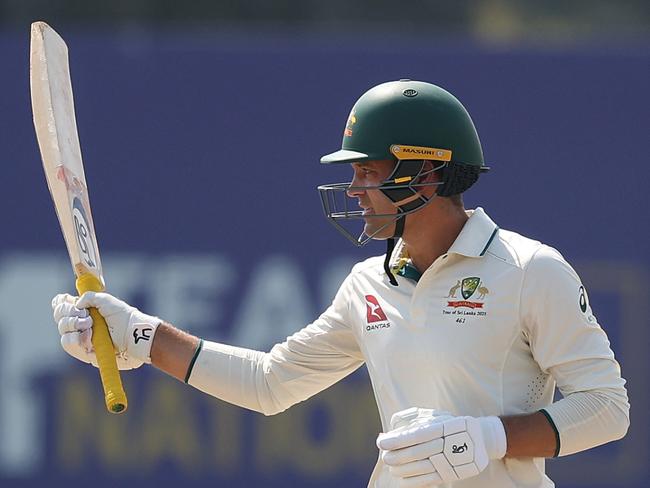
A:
[
  {"left": 377, "top": 407, "right": 507, "bottom": 487},
  {"left": 52, "top": 292, "right": 161, "bottom": 370}
]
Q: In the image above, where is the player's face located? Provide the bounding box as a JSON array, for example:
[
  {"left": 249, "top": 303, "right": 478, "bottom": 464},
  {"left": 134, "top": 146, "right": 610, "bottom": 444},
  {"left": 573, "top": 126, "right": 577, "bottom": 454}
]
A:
[{"left": 347, "top": 160, "right": 397, "bottom": 239}]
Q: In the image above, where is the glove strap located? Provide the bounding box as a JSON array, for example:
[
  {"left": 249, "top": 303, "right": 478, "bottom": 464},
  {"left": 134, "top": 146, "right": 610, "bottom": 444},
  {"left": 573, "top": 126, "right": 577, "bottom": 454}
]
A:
[
  {"left": 479, "top": 416, "right": 507, "bottom": 459},
  {"left": 127, "top": 313, "right": 162, "bottom": 364}
]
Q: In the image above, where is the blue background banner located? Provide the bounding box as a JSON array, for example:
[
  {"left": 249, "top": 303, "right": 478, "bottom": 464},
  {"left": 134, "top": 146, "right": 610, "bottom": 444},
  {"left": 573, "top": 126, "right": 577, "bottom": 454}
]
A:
[{"left": 0, "top": 30, "right": 648, "bottom": 487}]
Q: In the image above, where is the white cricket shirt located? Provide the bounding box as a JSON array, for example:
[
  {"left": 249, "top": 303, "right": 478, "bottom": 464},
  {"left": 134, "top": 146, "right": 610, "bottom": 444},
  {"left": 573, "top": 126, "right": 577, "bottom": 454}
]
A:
[{"left": 188, "top": 207, "right": 629, "bottom": 488}]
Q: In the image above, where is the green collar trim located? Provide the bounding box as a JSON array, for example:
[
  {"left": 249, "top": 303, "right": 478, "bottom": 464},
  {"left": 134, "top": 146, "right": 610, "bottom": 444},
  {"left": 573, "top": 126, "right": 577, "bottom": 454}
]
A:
[
  {"left": 479, "top": 226, "right": 499, "bottom": 257},
  {"left": 397, "top": 263, "right": 422, "bottom": 283}
]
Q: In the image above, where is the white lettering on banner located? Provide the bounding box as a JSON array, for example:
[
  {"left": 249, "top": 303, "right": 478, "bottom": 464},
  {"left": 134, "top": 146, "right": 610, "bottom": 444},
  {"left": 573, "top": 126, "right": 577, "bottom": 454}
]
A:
[
  {"left": 0, "top": 253, "right": 645, "bottom": 485},
  {"left": 318, "top": 257, "right": 357, "bottom": 311},
  {"left": 100, "top": 253, "right": 147, "bottom": 299},
  {"left": 0, "top": 254, "right": 70, "bottom": 474},
  {"left": 230, "top": 255, "right": 314, "bottom": 349},
  {"left": 0, "top": 251, "right": 349, "bottom": 476},
  {"left": 142, "top": 255, "right": 233, "bottom": 334}
]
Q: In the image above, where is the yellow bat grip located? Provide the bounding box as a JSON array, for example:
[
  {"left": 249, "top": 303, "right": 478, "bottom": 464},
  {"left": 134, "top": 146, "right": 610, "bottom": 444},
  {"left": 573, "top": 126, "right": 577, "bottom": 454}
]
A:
[{"left": 76, "top": 274, "right": 128, "bottom": 414}]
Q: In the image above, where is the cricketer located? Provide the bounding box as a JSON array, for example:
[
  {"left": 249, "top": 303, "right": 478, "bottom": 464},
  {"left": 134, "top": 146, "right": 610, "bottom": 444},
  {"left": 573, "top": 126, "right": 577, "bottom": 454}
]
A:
[{"left": 52, "top": 80, "right": 629, "bottom": 487}]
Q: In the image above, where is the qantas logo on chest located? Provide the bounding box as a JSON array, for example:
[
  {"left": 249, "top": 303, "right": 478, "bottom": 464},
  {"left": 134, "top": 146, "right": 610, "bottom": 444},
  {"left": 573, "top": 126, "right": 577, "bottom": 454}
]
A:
[
  {"left": 365, "top": 295, "right": 387, "bottom": 322},
  {"left": 364, "top": 295, "right": 391, "bottom": 331}
]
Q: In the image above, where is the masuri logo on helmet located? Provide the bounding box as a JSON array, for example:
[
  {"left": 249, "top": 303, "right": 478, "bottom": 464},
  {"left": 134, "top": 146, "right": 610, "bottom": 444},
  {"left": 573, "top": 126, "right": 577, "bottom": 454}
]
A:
[{"left": 389, "top": 145, "right": 452, "bottom": 162}]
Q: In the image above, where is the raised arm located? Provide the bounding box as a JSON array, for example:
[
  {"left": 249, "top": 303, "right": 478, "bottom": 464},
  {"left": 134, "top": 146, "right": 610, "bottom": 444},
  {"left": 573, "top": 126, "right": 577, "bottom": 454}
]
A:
[{"left": 52, "top": 274, "right": 364, "bottom": 416}]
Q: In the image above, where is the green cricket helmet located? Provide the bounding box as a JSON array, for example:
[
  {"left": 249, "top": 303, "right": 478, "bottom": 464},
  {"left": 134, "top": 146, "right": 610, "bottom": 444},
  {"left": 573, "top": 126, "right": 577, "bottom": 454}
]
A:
[{"left": 318, "top": 79, "right": 488, "bottom": 246}]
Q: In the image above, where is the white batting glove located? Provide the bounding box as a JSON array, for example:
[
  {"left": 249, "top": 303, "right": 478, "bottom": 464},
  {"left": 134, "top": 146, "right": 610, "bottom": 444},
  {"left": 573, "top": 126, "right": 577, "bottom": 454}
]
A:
[
  {"left": 389, "top": 407, "right": 454, "bottom": 430},
  {"left": 52, "top": 292, "right": 161, "bottom": 370},
  {"left": 377, "top": 408, "right": 507, "bottom": 487}
]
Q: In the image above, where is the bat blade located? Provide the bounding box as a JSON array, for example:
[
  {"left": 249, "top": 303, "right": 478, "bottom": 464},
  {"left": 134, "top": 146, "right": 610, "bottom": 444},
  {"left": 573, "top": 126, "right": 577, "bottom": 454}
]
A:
[
  {"left": 30, "top": 21, "right": 127, "bottom": 414},
  {"left": 30, "top": 21, "right": 103, "bottom": 282}
]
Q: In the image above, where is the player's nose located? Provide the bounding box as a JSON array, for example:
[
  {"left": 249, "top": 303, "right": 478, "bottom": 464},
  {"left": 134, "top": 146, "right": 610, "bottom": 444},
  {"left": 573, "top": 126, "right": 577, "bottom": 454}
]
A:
[
  {"left": 346, "top": 174, "right": 366, "bottom": 198},
  {"left": 346, "top": 186, "right": 364, "bottom": 198}
]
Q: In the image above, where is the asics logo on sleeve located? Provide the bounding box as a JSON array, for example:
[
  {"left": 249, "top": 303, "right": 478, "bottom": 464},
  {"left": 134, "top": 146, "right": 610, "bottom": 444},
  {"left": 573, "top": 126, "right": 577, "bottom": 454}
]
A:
[{"left": 133, "top": 326, "right": 152, "bottom": 344}]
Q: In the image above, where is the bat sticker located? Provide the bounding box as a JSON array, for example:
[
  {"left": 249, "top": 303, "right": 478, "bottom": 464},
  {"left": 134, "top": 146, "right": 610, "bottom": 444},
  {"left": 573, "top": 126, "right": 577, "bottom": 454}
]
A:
[{"left": 72, "top": 196, "right": 97, "bottom": 269}]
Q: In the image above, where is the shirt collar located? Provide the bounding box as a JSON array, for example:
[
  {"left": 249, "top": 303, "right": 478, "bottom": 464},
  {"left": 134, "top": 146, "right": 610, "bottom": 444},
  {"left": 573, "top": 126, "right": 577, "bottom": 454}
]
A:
[
  {"left": 448, "top": 207, "right": 499, "bottom": 258},
  {"left": 388, "top": 207, "right": 499, "bottom": 282}
]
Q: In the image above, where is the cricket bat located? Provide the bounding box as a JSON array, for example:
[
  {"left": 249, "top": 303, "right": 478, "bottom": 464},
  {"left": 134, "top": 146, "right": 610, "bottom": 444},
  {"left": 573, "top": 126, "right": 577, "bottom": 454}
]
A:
[{"left": 30, "top": 21, "right": 127, "bottom": 414}]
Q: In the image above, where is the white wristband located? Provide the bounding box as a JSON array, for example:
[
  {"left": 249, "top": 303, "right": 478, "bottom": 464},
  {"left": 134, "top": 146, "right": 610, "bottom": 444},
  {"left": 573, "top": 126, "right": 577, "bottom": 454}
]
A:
[
  {"left": 127, "top": 312, "right": 161, "bottom": 364},
  {"left": 479, "top": 416, "right": 507, "bottom": 460}
]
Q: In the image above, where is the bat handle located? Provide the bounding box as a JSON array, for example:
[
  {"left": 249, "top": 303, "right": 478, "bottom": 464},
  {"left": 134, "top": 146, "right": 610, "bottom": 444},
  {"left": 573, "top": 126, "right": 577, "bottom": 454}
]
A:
[{"left": 76, "top": 274, "right": 128, "bottom": 414}]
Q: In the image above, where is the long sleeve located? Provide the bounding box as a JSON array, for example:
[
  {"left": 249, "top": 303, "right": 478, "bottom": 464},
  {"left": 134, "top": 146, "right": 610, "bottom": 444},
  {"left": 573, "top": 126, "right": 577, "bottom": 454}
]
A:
[
  {"left": 187, "top": 274, "right": 365, "bottom": 415},
  {"left": 521, "top": 246, "right": 630, "bottom": 456}
]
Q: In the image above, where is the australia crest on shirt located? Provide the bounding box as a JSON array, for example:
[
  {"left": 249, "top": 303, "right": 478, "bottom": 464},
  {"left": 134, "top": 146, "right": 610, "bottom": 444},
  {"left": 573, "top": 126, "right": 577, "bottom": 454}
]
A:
[{"left": 443, "top": 277, "right": 489, "bottom": 320}]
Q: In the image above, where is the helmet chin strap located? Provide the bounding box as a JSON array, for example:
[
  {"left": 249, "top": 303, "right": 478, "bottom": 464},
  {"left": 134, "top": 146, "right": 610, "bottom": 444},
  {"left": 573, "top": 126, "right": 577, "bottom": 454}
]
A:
[
  {"left": 378, "top": 160, "right": 434, "bottom": 286},
  {"left": 383, "top": 214, "right": 405, "bottom": 287}
]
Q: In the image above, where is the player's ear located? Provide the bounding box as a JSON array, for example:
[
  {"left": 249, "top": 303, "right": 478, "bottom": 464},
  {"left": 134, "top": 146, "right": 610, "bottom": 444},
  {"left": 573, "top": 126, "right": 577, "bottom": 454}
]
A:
[
  {"left": 414, "top": 161, "right": 442, "bottom": 201},
  {"left": 419, "top": 160, "right": 442, "bottom": 183}
]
